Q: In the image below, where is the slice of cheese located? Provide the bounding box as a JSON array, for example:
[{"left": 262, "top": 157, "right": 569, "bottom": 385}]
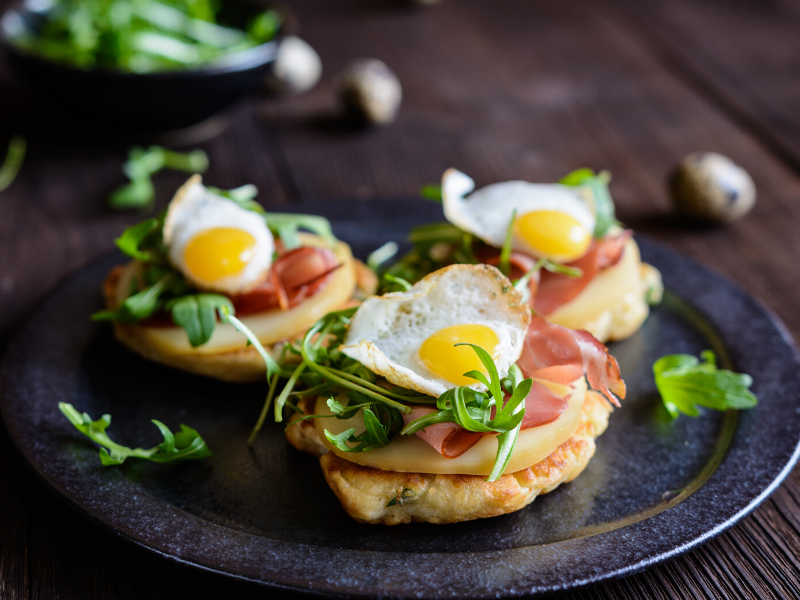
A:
[
  {"left": 316, "top": 377, "right": 586, "bottom": 476},
  {"left": 116, "top": 233, "right": 356, "bottom": 355}
]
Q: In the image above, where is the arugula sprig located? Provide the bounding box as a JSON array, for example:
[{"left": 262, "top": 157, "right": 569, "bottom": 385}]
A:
[
  {"left": 109, "top": 146, "right": 209, "bottom": 211},
  {"left": 0, "top": 135, "right": 26, "bottom": 193},
  {"left": 59, "top": 402, "right": 211, "bottom": 466},
  {"left": 402, "top": 345, "right": 532, "bottom": 481},
  {"left": 653, "top": 350, "right": 758, "bottom": 419},
  {"left": 560, "top": 168, "right": 620, "bottom": 238}
]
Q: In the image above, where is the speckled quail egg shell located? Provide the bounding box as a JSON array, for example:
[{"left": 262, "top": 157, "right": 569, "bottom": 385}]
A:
[
  {"left": 162, "top": 175, "right": 275, "bottom": 294},
  {"left": 340, "top": 263, "right": 531, "bottom": 397},
  {"left": 441, "top": 168, "right": 596, "bottom": 256}
]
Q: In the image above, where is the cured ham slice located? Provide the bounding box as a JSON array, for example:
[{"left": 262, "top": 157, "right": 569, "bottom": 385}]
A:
[
  {"left": 231, "top": 247, "right": 340, "bottom": 316},
  {"left": 475, "top": 231, "right": 632, "bottom": 315},
  {"left": 519, "top": 380, "right": 569, "bottom": 429},
  {"left": 403, "top": 407, "right": 482, "bottom": 459},
  {"left": 534, "top": 231, "right": 632, "bottom": 315},
  {"left": 518, "top": 315, "right": 625, "bottom": 405}
]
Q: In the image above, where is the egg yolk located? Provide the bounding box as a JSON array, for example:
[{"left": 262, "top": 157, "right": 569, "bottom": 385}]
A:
[
  {"left": 515, "top": 210, "right": 591, "bottom": 262},
  {"left": 184, "top": 227, "right": 257, "bottom": 282},
  {"left": 418, "top": 324, "right": 500, "bottom": 386}
]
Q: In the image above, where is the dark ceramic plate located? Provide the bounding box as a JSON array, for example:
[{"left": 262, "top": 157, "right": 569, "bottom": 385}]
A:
[{"left": 3, "top": 200, "right": 800, "bottom": 598}]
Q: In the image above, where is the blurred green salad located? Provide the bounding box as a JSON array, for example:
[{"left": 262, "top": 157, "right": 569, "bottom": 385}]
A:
[{"left": 6, "top": 0, "right": 281, "bottom": 73}]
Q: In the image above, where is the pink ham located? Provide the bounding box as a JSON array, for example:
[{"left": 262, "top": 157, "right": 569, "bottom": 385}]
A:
[
  {"left": 534, "top": 231, "right": 632, "bottom": 315},
  {"left": 518, "top": 315, "right": 625, "bottom": 406},
  {"left": 403, "top": 407, "right": 482, "bottom": 459},
  {"left": 519, "top": 380, "right": 570, "bottom": 429}
]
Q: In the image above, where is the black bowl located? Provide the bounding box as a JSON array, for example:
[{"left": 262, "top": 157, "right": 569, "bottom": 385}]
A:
[{"left": 0, "top": 0, "right": 286, "bottom": 131}]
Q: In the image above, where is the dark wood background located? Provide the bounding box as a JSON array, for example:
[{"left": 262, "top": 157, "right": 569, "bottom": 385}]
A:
[{"left": 2, "top": 0, "right": 800, "bottom": 597}]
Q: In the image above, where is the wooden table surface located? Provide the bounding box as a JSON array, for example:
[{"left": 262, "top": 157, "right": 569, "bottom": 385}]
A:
[{"left": 3, "top": 0, "right": 800, "bottom": 597}]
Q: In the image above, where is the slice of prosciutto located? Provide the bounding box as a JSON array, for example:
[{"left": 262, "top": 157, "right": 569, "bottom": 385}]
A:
[
  {"left": 534, "top": 230, "right": 632, "bottom": 315},
  {"left": 475, "top": 231, "right": 632, "bottom": 315},
  {"left": 405, "top": 316, "right": 624, "bottom": 459},
  {"left": 230, "top": 246, "right": 340, "bottom": 316},
  {"left": 517, "top": 315, "right": 625, "bottom": 405}
]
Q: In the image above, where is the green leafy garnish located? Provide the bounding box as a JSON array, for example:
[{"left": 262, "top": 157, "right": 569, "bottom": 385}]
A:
[
  {"left": 560, "top": 168, "right": 618, "bottom": 238},
  {"left": 58, "top": 402, "right": 211, "bottom": 466},
  {"left": 653, "top": 350, "right": 758, "bottom": 419},
  {"left": 263, "top": 213, "right": 336, "bottom": 250},
  {"left": 498, "top": 209, "right": 516, "bottom": 276},
  {"left": 115, "top": 218, "right": 161, "bottom": 261},
  {"left": 367, "top": 241, "right": 399, "bottom": 272},
  {"left": 0, "top": 136, "right": 26, "bottom": 193},
  {"left": 109, "top": 146, "right": 209, "bottom": 210},
  {"left": 92, "top": 272, "right": 176, "bottom": 323},
  {"left": 8, "top": 0, "right": 281, "bottom": 73},
  {"left": 401, "top": 344, "right": 532, "bottom": 481},
  {"left": 420, "top": 184, "right": 443, "bottom": 203},
  {"left": 169, "top": 294, "right": 234, "bottom": 347}
]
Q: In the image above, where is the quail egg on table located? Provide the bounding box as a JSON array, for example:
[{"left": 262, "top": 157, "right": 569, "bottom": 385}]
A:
[{"left": 668, "top": 152, "right": 756, "bottom": 222}]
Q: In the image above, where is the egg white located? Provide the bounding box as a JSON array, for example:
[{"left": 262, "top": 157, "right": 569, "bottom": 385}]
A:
[
  {"left": 163, "top": 175, "right": 274, "bottom": 294},
  {"left": 340, "top": 264, "right": 530, "bottom": 397},
  {"left": 441, "top": 169, "right": 596, "bottom": 258}
]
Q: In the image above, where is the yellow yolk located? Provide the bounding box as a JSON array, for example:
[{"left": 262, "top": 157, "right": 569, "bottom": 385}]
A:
[
  {"left": 515, "top": 210, "right": 591, "bottom": 262},
  {"left": 183, "top": 227, "right": 257, "bottom": 282},
  {"left": 418, "top": 324, "right": 500, "bottom": 386}
]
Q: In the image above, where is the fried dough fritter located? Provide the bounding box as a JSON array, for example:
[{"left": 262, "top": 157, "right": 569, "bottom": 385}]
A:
[{"left": 287, "top": 390, "right": 612, "bottom": 525}]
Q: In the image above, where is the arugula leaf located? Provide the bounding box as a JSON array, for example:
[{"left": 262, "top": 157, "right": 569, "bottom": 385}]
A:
[
  {"left": 367, "top": 241, "right": 399, "bottom": 272},
  {"left": 498, "top": 209, "right": 516, "bottom": 276},
  {"left": 92, "top": 272, "right": 175, "bottom": 323},
  {"left": 109, "top": 177, "right": 156, "bottom": 210},
  {"left": 58, "top": 402, "right": 211, "bottom": 466},
  {"left": 323, "top": 406, "right": 401, "bottom": 452},
  {"left": 653, "top": 350, "right": 758, "bottom": 419},
  {"left": 209, "top": 184, "right": 259, "bottom": 204},
  {"left": 560, "top": 168, "right": 618, "bottom": 238},
  {"left": 384, "top": 274, "right": 412, "bottom": 291},
  {"left": 218, "top": 306, "right": 282, "bottom": 381},
  {"left": 109, "top": 146, "right": 208, "bottom": 211},
  {"left": 420, "top": 184, "right": 443, "bottom": 203},
  {"left": 169, "top": 294, "right": 233, "bottom": 347},
  {"left": 401, "top": 344, "right": 531, "bottom": 481},
  {"left": 115, "top": 218, "right": 161, "bottom": 261},
  {"left": 0, "top": 135, "right": 26, "bottom": 193},
  {"left": 263, "top": 213, "right": 336, "bottom": 248}
]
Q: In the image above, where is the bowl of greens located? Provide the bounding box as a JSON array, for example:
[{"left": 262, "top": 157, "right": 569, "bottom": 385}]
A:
[{"left": 0, "top": 0, "right": 286, "bottom": 130}]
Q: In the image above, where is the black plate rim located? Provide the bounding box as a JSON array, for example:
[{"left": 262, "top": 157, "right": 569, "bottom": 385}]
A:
[{"left": 3, "top": 222, "right": 800, "bottom": 598}]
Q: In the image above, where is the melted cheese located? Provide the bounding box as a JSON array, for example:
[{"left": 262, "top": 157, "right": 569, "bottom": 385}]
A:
[
  {"left": 547, "top": 238, "right": 647, "bottom": 341},
  {"left": 317, "top": 377, "right": 586, "bottom": 476},
  {"left": 116, "top": 233, "right": 356, "bottom": 355}
]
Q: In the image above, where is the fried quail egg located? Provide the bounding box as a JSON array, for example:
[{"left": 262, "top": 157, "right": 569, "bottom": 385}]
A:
[
  {"left": 340, "top": 264, "right": 530, "bottom": 397},
  {"left": 442, "top": 169, "right": 596, "bottom": 263},
  {"left": 162, "top": 175, "right": 274, "bottom": 294}
]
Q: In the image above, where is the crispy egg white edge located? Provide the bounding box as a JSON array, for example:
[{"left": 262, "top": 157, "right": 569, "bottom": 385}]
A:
[
  {"left": 340, "top": 264, "right": 530, "bottom": 397},
  {"left": 163, "top": 176, "right": 275, "bottom": 294},
  {"left": 441, "top": 168, "right": 596, "bottom": 252}
]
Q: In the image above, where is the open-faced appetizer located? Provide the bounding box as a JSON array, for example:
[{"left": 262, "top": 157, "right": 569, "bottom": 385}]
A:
[
  {"left": 95, "top": 175, "right": 376, "bottom": 382},
  {"left": 263, "top": 264, "right": 624, "bottom": 525},
  {"left": 384, "top": 169, "right": 663, "bottom": 343}
]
